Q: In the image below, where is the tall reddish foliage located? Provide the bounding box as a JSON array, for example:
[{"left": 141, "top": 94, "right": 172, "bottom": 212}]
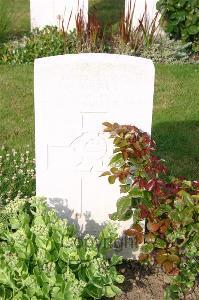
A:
[{"left": 101, "top": 122, "right": 199, "bottom": 298}]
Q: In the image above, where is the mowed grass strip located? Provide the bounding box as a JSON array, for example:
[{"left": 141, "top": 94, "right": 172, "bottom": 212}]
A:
[
  {"left": 0, "top": 64, "right": 34, "bottom": 154},
  {"left": 153, "top": 64, "right": 199, "bottom": 180},
  {"left": 0, "top": 64, "right": 198, "bottom": 179},
  {"left": 1, "top": 0, "right": 30, "bottom": 40}
]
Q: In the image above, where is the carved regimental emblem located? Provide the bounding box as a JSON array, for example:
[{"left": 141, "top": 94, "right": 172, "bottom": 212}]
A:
[
  {"left": 47, "top": 112, "right": 110, "bottom": 172},
  {"left": 68, "top": 131, "right": 108, "bottom": 171}
]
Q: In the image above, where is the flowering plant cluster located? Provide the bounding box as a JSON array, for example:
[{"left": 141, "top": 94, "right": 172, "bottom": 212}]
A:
[
  {"left": 0, "top": 146, "right": 36, "bottom": 207},
  {"left": 0, "top": 197, "right": 124, "bottom": 299},
  {"left": 101, "top": 122, "right": 199, "bottom": 299}
]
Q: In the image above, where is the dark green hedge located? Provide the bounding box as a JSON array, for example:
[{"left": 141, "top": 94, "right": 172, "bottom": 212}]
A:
[{"left": 157, "top": 0, "right": 199, "bottom": 50}]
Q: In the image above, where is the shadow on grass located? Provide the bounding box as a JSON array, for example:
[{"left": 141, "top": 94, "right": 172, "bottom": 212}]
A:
[
  {"left": 89, "top": 0, "right": 125, "bottom": 28},
  {"left": 152, "top": 120, "right": 199, "bottom": 180}
]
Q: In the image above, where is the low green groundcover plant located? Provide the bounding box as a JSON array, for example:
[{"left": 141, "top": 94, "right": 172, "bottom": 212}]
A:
[
  {"left": 0, "top": 27, "right": 69, "bottom": 64},
  {"left": 0, "top": 197, "right": 124, "bottom": 299},
  {"left": 101, "top": 122, "right": 199, "bottom": 300}
]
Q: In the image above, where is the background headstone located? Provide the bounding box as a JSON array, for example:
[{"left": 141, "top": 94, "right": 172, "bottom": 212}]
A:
[
  {"left": 125, "top": 0, "right": 158, "bottom": 28},
  {"left": 30, "top": 0, "right": 88, "bottom": 31},
  {"left": 34, "top": 53, "right": 155, "bottom": 258}
]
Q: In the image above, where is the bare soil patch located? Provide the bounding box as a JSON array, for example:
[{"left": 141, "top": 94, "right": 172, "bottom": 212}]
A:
[{"left": 107, "top": 261, "right": 199, "bottom": 300}]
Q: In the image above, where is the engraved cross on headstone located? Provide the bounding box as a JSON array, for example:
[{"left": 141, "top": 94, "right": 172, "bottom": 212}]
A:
[{"left": 47, "top": 112, "right": 111, "bottom": 215}]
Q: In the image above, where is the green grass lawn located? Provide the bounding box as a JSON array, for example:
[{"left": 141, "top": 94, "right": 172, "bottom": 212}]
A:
[
  {"left": 152, "top": 65, "right": 199, "bottom": 180},
  {"left": 0, "top": 0, "right": 30, "bottom": 41},
  {"left": 0, "top": 65, "right": 34, "bottom": 153},
  {"left": 0, "top": 64, "right": 198, "bottom": 180}
]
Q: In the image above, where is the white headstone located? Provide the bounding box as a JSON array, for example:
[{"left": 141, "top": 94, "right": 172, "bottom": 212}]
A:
[
  {"left": 34, "top": 53, "right": 155, "bottom": 258},
  {"left": 30, "top": 0, "right": 88, "bottom": 32},
  {"left": 125, "top": 0, "right": 158, "bottom": 28}
]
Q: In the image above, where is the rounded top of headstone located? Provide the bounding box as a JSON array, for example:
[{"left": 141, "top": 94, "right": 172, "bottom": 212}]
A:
[{"left": 34, "top": 53, "right": 154, "bottom": 73}]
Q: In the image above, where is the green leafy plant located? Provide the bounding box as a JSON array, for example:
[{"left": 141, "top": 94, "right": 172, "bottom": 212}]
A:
[
  {"left": 156, "top": 0, "right": 199, "bottom": 51},
  {"left": 0, "top": 26, "right": 72, "bottom": 64},
  {"left": 101, "top": 122, "right": 199, "bottom": 299},
  {"left": 0, "top": 197, "right": 124, "bottom": 299},
  {"left": 0, "top": 146, "right": 36, "bottom": 207}
]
